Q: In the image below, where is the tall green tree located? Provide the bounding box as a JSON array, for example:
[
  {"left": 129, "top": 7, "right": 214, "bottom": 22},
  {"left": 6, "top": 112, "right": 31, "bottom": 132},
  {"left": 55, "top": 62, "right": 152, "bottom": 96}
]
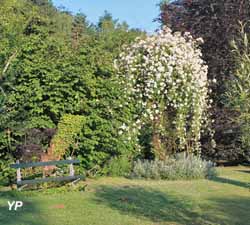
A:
[{"left": 0, "top": 0, "right": 144, "bottom": 179}]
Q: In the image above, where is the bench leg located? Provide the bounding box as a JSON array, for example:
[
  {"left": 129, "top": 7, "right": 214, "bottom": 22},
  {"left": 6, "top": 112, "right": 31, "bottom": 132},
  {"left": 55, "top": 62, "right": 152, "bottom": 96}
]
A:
[
  {"left": 18, "top": 184, "right": 28, "bottom": 191},
  {"left": 68, "top": 157, "right": 75, "bottom": 176},
  {"left": 71, "top": 178, "right": 81, "bottom": 186},
  {"left": 16, "top": 160, "right": 22, "bottom": 183}
]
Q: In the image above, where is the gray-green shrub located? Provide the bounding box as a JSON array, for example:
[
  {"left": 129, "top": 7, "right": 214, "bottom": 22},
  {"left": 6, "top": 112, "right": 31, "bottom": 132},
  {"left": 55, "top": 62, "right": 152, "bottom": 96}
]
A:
[{"left": 131, "top": 154, "right": 216, "bottom": 180}]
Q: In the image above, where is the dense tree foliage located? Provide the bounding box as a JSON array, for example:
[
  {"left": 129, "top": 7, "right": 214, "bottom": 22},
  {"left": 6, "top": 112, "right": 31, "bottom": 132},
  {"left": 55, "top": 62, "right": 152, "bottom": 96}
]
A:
[
  {"left": 159, "top": 0, "right": 250, "bottom": 100},
  {"left": 0, "top": 0, "right": 143, "bottom": 181}
]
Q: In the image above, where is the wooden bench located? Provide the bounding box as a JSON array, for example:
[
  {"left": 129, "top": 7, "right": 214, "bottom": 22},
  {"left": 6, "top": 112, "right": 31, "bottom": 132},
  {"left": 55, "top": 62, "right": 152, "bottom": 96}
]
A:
[{"left": 10, "top": 158, "right": 85, "bottom": 188}]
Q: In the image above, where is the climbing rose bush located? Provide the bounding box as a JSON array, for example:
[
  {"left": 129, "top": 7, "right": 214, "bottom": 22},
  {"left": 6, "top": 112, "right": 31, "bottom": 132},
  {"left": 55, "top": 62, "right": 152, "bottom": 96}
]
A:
[{"left": 116, "top": 27, "right": 210, "bottom": 158}]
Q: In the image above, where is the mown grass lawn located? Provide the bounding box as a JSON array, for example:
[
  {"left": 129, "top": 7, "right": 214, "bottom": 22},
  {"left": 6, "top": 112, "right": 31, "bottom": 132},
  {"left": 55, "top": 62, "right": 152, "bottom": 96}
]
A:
[{"left": 0, "top": 166, "right": 250, "bottom": 225}]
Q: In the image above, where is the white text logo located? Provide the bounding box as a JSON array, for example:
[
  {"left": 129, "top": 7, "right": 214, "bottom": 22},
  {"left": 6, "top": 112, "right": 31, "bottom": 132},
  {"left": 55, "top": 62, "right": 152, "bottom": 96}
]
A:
[{"left": 8, "top": 201, "right": 23, "bottom": 211}]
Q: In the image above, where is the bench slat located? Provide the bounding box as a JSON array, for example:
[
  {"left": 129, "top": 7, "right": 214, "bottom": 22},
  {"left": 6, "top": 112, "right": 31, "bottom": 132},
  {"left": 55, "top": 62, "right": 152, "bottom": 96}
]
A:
[
  {"left": 17, "top": 175, "right": 85, "bottom": 185},
  {"left": 10, "top": 159, "right": 80, "bottom": 169}
]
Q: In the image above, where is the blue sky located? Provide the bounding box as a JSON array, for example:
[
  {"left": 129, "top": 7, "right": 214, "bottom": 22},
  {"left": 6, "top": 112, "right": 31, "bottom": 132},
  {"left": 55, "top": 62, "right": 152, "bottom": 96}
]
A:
[{"left": 52, "top": 0, "right": 161, "bottom": 32}]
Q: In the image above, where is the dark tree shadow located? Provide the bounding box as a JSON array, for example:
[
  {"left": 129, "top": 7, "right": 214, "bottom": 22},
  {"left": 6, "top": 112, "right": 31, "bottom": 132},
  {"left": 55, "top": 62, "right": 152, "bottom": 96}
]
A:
[
  {"left": 210, "top": 176, "right": 250, "bottom": 189},
  {"left": 236, "top": 169, "right": 250, "bottom": 174},
  {"left": 94, "top": 185, "right": 219, "bottom": 225},
  {"left": 94, "top": 185, "right": 250, "bottom": 225},
  {"left": 0, "top": 191, "right": 46, "bottom": 225}
]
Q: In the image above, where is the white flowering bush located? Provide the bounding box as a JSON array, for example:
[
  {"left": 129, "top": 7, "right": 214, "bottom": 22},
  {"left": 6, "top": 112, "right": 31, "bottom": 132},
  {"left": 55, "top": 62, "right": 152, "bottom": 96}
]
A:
[{"left": 116, "top": 27, "right": 210, "bottom": 158}]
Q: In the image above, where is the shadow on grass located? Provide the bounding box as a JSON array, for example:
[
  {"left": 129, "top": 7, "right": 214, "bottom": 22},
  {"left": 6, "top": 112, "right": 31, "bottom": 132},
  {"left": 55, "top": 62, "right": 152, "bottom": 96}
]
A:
[
  {"left": 94, "top": 185, "right": 219, "bottom": 225},
  {"left": 210, "top": 176, "right": 249, "bottom": 189},
  {"left": 236, "top": 169, "right": 250, "bottom": 174},
  {"left": 203, "top": 196, "right": 250, "bottom": 225},
  {"left": 0, "top": 191, "right": 46, "bottom": 225},
  {"left": 94, "top": 185, "right": 250, "bottom": 225}
]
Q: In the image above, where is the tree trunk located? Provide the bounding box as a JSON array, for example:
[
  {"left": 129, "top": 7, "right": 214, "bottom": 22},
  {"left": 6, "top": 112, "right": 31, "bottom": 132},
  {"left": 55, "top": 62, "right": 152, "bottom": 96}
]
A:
[
  {"left": 152, "top": 117, "right": 166, "bottom": 160},
  {"left": 152, "top": 131, "right": 165, "bottom": 160}
]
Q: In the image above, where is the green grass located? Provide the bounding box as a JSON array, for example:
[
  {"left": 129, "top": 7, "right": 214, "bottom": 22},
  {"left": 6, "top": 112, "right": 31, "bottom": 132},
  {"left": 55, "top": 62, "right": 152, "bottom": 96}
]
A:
[{"left": 0, "top": 166, "right": 250, "bottom": 225}]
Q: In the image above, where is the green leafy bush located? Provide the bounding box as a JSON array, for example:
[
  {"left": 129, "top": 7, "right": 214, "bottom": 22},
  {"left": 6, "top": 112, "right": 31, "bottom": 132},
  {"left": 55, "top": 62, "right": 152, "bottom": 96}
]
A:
[
  {"left": 0, "top": 156, "right": 16, "bottom": 186},
  {"left": 225, "top": 26, "right": 250, "bottom": 162},
  {"left": 50, "top": 114, "right": 85, "bottom": 158},
  {"left": 131, "top": 154, "right": 216, "bottom": 180},
  {"left": 103, "top": 155, "right": 132, "bottom": 177}
]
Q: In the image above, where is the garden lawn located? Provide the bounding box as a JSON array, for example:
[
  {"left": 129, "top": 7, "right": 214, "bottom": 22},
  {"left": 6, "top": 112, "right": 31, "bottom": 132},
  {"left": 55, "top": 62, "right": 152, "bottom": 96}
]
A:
[{"left": 0, "top": 166, "right": 250, "bottom": 225}]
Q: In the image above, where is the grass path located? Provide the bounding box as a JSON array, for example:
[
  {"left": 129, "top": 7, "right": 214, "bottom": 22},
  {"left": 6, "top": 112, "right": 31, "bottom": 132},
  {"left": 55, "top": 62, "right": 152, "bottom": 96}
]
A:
[{"left": 0, "top": 166, "right": 250, "bottom": 225}]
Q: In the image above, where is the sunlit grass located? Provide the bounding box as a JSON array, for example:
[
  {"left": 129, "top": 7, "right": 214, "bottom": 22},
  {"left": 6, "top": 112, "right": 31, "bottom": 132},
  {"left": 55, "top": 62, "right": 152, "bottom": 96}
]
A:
[{"left": 0, "top": 166, "right": 249, "bottom": 225}]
